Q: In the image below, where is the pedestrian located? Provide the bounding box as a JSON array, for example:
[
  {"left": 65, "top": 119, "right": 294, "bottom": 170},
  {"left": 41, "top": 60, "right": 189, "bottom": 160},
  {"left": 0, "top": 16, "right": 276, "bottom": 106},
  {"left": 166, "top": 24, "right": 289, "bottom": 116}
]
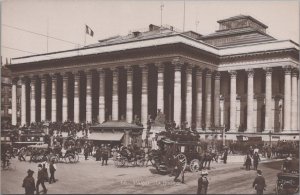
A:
[
  {"left": 49, "top": 159, "right": 57, "bottom": 184},
  {"left": 197, "top": 170, "right": 209, "bottom": 195},
  {"left": 252, "top": 170, "right": 266, "bottom": 195},
  {"left": 95, "top": 146, "right": 101, "bottom": 161},
  {"left": 84, "top": 146, "right": 89, "bottom": 160},
  {"left": 36, "top": 164, "right": 47, "bottom": 194},
  {"left": 245, "top": 153, "right": 252, "bottom": 171},
  {"left": 41, "top": 162, "right": 49, "bottom": 183},
  {"left": 223, "top": 148, "right": 228, "bottom": 164},
  {"left": 253, "top": 152, "right": 260, "bottom": 170},
  {"left": 22, "top": 169, "right": 36, "bottom": 195},
  {"left": 101, "top": 145, "right": 109, "bottom": 166},
  {"left": 173, "top": 160, "right": 184, "bottom": 183}
]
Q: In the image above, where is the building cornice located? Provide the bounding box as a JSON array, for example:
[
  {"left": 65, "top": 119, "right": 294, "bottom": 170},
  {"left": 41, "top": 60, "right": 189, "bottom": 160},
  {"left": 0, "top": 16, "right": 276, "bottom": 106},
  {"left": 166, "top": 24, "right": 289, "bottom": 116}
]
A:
[{"left": 9, "top": 34, "right": 299, "bottom": 65}]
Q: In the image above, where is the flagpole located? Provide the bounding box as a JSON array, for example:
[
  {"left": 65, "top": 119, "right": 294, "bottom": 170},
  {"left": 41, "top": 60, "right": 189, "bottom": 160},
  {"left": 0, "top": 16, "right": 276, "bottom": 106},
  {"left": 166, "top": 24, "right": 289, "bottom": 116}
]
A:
[
  {"left": 47, "top": 19, "right": 49, "bottom": 53},
  {"left": 84, "top": 24, "right": 87, "bottom": 46},
  {"left": 183, "top": 0, "right": 186, "bottom": 32}
]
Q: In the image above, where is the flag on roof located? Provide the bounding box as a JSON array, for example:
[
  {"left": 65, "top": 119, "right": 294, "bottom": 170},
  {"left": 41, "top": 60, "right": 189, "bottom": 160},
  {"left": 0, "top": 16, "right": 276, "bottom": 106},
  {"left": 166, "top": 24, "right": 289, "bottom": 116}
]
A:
[{"left": 85, "top": 25, "right": 94, "bottom": 37}]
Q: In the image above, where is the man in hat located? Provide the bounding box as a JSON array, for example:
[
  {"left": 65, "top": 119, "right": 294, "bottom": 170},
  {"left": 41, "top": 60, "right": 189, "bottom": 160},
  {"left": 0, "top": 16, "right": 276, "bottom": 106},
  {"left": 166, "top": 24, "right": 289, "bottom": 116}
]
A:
[
  {"left": 49, "top": 159, "right": 57, "bottom": 184},
  {"left": 22, "top": 169, "right": 36, "bottom": 195},
  {"left": 36, "top": 164, "right": 47, "bottom": 194},
  {"left": 197, "top": 170, "right": 209, "bottom": 195},
  {"left": 252, "top": 170, "right": 266, "bottom": 195}
]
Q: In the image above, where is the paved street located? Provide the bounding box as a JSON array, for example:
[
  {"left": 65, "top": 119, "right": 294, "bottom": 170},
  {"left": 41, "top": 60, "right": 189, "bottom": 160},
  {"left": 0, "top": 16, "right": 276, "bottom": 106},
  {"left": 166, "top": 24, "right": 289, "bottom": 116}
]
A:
[{"left": 1, "top": 156, "right": 282, "bottom": 194}]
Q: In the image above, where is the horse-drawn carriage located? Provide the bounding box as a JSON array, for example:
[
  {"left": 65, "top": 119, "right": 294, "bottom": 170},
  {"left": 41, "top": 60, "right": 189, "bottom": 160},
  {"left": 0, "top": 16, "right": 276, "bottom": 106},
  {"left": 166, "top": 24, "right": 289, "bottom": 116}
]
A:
[
  {"left": 114, "top": 146, "right": 146, "bottom": 167},
  {"left": 149, "top": 130, "right": 217, "bottom": 174},
  {"left": 275, "top": 158, "right": 299, "bottom": 194}
]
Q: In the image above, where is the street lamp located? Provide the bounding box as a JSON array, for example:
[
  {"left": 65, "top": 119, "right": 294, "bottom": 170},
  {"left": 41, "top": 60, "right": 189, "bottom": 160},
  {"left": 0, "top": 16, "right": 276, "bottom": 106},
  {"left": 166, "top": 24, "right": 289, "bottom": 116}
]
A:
[{"left": 269, "top": 131, "right": 272, "bottom": 147}]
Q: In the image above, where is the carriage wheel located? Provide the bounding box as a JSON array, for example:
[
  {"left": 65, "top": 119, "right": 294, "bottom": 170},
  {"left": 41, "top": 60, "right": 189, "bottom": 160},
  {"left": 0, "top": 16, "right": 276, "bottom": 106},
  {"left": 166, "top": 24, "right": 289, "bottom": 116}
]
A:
[
  {"left": 190, "top": 159, "right": 201, "bottom": 172},
  {"left": 175, "top": 153, "right": 187, "bottom": 171},
  {"left": 137, "top": 158, "right": 145, "bottom": 167}
]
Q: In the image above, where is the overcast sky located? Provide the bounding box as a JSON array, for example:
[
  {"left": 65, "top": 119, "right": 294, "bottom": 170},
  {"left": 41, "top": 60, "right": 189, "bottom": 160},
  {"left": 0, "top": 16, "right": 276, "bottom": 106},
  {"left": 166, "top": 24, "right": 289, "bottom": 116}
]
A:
[{"left": 1, "top": 0, "right": 299, "bottom": 61}]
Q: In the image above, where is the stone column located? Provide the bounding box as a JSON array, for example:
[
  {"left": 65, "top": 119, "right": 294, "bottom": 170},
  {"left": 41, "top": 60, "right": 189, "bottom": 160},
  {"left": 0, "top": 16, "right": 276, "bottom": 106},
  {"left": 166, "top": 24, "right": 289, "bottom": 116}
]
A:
[
  {"left": 156, "top": 62, "right": 164, "bottom": 113},
  {"left": 140, "top": 65, "right": 148, "bottom": 127},
  {"left": 74, "top": 72, "right": 80, "bottom": 123},
  {"left": 30, "top": 76, "right": 37, "bottom": 123},
  {"left": 214, "top": 72, "right": 221, "bottom": 127},
  {"left": 40, "top": 76, "right": 47, "bottom": 122},
  {"left": 283, "top": 66, "right": 292, "bottom": 131},
  {"left": 205, "top": 70, "right": 212, "bottom": 129},
  {"left": 186, "top": 66, "right": 193, "bottom": 127},
  {"left": 173, "top": 59, "right": 183, "bottom": 127},
  {"left": 112, "top": 68, "right": 119, "bottom": 120},
  {"left": 11, "top": 78, "right": 18, "bottom": 125},
  {"left": 220, "top": 96, "right": 225, "bottom": 127},
  {"left": 51, "top": 74, "right": 57, "bottom": 122},
  {"left": 125, "top": 67, "right": 133, "bottom": 123},
  {"left": 265, "top": 68, "right": 273, "bottom": 131},
  {"left": 291, "top": 69, "right": 298, "bottom": 130},
  {"left": 195, "top": 68, "right": 203, "bottom": 129},
  {"left": 21, "top": 77, "right": 27, "bottom": 126},
  {"left": 246, "top": 69, "right": 254, "bottom": 132},
  {"left": 62, "top": 73, "right": 68, "bottom": 122},
  {"left": 229, "top": 70, "right": 237, "bottom": 131},
  {"left": 86, "top": 70, "right": 93, "bottom": 123},
  {"left": 98, "top": 69, "right": 105, "bottom": 123}
]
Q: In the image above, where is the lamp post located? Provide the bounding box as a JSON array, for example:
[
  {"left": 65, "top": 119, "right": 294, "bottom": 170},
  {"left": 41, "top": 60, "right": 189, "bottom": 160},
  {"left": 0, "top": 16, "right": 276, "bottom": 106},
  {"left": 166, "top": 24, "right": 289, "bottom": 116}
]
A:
[{"left": 269, "top": 131, "right": 272, "bottom": 147}]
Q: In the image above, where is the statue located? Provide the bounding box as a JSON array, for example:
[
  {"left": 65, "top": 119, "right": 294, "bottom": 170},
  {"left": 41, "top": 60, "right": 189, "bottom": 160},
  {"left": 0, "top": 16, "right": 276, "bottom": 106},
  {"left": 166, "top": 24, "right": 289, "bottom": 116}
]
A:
[{"left": 154, "top": 109, "right": 166, "bottom": 126}]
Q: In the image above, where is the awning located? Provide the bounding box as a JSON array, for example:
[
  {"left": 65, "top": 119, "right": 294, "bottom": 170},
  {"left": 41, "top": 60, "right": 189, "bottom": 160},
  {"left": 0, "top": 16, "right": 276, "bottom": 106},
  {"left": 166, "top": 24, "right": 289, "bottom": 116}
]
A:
[{"left": 88, "top": 133, "right": 124, "bottom": 141}]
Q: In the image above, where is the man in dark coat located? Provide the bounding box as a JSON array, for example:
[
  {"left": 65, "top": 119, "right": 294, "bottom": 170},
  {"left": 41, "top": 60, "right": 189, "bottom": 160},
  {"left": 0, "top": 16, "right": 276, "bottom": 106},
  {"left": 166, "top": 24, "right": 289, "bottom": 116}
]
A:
[
  {"left": 101, "top": 145, "right": 109, "bottom": 166},
  {"left": 252, "top": 170, "right": 266, "bottom": 195},
  {"left": 22, "top": 169, "right": 36, "bottom": 195},
  {"left": 36, "top": 164, "right": 47, "bottom": 194},
  {"left": 49, "top": 159, "right": 57, "bottom": 184},
  {"left": 253, "top": 152, "right": 261, "bottom": 170},
  {"left": 223, "top": 148, "right": 228, "bottom": 164},
  {"left": 197, "top": 170, "right": 209, "bottom": 194},
  {"left": 173, "top": 159, "right": 185, "bottom": 183}
]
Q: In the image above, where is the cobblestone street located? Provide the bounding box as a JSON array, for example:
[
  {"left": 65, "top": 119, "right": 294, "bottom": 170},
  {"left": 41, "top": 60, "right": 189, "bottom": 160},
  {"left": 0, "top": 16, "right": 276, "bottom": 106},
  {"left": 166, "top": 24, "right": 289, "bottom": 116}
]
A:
[{"left": 1, "top": 156, "right": 282, "bottom": 194}]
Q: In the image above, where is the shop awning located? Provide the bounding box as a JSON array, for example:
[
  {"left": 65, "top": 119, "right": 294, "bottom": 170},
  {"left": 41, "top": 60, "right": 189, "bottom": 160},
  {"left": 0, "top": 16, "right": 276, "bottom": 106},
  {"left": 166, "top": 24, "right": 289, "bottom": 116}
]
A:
[{"left": 88, "top": 132, "right": 124, "bottom": 141}]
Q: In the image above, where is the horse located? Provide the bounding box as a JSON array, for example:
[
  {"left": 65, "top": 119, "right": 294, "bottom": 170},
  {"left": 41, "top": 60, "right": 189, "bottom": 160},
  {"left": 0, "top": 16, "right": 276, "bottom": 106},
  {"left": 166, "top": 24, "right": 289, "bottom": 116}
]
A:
[{"left": 201, "top": 151, "right": 218, "bottom": 170}]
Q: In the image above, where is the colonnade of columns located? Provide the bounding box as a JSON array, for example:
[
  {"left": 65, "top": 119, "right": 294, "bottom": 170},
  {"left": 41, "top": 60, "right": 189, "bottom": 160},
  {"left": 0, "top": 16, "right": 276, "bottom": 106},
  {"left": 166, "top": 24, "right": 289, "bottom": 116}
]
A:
[{"left": 11, "top": 63, "right": 299, "bottom": 132}]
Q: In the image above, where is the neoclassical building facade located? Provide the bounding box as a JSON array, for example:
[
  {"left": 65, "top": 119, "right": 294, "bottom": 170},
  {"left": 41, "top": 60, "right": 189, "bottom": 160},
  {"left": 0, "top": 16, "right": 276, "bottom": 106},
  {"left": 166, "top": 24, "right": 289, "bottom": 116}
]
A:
[{"left": 8, "top": 15, "right": 299, "bottom": 140}]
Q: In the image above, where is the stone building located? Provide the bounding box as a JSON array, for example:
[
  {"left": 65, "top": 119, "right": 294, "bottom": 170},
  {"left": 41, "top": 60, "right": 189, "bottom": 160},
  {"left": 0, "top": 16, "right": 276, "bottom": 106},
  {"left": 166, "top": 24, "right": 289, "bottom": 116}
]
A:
[
  {"left": 7, "top": 15, "right": 299, "bottom": 140},
  {"left": 1, "top": 65, "right": 21, "bottom": 126}
]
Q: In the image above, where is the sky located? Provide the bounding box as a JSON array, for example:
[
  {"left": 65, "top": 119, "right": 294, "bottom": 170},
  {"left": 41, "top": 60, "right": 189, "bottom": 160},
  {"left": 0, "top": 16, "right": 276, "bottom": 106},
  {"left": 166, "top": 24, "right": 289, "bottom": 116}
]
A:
[{"left": 1, "top": 0, "right": 299, "bottom": 61}]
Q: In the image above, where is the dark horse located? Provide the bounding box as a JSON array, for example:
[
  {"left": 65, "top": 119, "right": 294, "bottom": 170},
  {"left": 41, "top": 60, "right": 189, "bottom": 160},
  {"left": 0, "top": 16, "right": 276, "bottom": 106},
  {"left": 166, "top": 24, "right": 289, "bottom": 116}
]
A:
[{"left": 201, "top": 151, "right": 218, "bottom": 169}]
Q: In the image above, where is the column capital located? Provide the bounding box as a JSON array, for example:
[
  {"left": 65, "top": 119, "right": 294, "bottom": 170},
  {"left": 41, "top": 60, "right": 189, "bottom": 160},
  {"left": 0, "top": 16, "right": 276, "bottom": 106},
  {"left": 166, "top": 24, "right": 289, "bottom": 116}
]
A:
[
  {"left": 139, "top": 64, "right": 149, "bottom": 72},
  {"left": 186, "top": 65, "right": 193, "bottom": 73},
  {"left": 206, "top": 69, "right": 212, "bottom": 78},
  {"left": 292, "top": 68, "right": 299, "bottom": 77},
  {"left": 155, "top": 62, "right": 164, "bottom": 71},
  {"left": 195, "top": 67, "right": 203, "bottom": 76},
  {"left": 263, "top": 67, "right": 273, "bottom": 76},
  {"left": 246, "top": 69, "right": 254, "bottom": 77},
  {"left": 49, "top": 73, "right": 59, "bottom": 79},
  {"left": 283, "top": 65, "right": 292, "bottom": 74},
  {"left": 214, "top": 71, "right": 221, "bottom": 80},
  {"left": 124, "top": 66, "right": 134, "bottom": 71},
  {"left": 84, "top": 69, "right": 93, "bottom": 78},
  {"left": 97, "top": 68, "right": 105, "bottom": 74},
  {"left": 229, "top": 70, "right": 237, "bottom": 78},
  {"left": 172, "top": 57, "right": 184, "bottom": 66},
  {"left": 12, "top": 77, "right": 19, "bottom": 85},
  {"left": 62, "top": 72, "right": 71, "bottom": 78},
  {"left": 111, "top": 67, "right": 120, "bottom": 72}
]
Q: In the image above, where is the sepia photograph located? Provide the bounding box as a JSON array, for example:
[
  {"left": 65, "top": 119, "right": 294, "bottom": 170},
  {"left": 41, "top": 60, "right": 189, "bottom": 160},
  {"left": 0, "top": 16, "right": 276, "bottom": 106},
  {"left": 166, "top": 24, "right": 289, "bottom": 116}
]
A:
[{"left": 1, "top": 0, "right": 299, "bottom": 194}]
